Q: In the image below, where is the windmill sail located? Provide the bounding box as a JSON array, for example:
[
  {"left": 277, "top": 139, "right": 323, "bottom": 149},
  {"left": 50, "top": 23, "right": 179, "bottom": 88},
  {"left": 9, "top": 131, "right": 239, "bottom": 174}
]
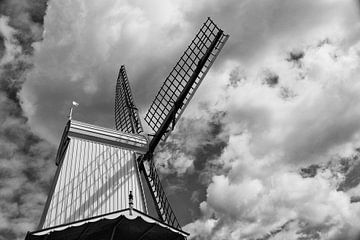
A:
[
  {"left": 139, "top": 17, "right": 229, "bottom": 228},
  {"left": 24, "top": 16, "right": 230, "bottom": 240},
  {"left": 115, "top": 65, "right": 143, "bottom": 134},
  {"left": 141, "top": 159, "right": 181, "bottom": 229},
  {"left": 144, "top": 17, "right": 229, "bottom": 149}
]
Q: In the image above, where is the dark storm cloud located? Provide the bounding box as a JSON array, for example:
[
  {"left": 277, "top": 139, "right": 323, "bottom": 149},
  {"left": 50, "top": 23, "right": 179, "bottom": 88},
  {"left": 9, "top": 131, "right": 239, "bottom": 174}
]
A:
[
  {"left": 0, "top": 0, "right": 47, "bottom": 53},
  {"left": 0, "top": 0, "right": 52, "bottom": 239},
  {"left": 299, "top": 164, "right": 320, "bottom": 178},
  {"left": 338, "top": 159, "right": 360, "bottom": 191},
  {"left": 287, "top": 50, "right": 305, "bottom": 63},
  {"left": 155, "top": 110, "right": 228, "bottom": 179},
  {"left": 0, "top": 95, "right": 55, "bottom": 240},
  {"left": 0, "top": 34, "right": 5, "bottom": 59},
  {"left": 299, "top": 154, "right": 360, "bottom": 203},
  {"left": 192, "top": 112, "right": 228, "bottom": 171},
  {"left": 153, "top": 111, "right": 229, "bottom": 224},
  {"left": 1, "top": 60, "right": 31, "bottom": 102},
  {"left": 262, "top": 70, "right": 279, "bottom": 87}
]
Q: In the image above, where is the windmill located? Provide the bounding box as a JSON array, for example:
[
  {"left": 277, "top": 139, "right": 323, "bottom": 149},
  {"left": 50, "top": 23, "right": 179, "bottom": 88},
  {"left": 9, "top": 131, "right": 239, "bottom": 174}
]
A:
[
  {"left": 25, "top": 17, "right": 228, "bottom": 240},
  {"left": 115, "top": 17, "right": 228, "bottom": 228}
]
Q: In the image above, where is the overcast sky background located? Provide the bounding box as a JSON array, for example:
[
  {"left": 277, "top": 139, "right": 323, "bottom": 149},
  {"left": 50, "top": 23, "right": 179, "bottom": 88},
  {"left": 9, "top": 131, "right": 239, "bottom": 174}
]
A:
[{"left": 1, "top": 0, "right": 360, "bottom": 239}]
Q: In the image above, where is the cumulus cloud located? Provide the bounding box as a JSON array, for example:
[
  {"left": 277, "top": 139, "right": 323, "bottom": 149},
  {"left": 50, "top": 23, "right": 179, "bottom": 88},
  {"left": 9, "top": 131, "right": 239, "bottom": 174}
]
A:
[
  {"left": 11, "top": 0, "right": 360, "bottom": 239},
  {"left": 21, "top": 0, "right": 201, "bottom": 144},
  {"left": 180, "top": 1, "right": 360, "bottom": 239}
]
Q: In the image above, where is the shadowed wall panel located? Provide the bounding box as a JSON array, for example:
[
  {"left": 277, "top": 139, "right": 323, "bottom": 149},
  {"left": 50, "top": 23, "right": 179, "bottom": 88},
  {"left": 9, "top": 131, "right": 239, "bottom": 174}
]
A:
[{"left": 39, "top": 121, "right": 148, "bottom": 229}]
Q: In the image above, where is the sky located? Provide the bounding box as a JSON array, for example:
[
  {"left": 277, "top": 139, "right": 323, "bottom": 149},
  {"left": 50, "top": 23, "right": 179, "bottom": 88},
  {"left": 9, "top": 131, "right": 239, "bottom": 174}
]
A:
[{"left": 1, "top": 0, "right": 360, "bottom": 239}]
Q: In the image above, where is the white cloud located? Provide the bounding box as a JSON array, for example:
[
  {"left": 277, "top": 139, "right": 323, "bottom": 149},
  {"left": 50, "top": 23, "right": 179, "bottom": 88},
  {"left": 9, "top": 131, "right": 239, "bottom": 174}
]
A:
[
  {"left": 183, "top": 1, "right": 360, "bottom": 239},
  {"left": 18, "top": 0, "right": 360, "bottom": 239}
]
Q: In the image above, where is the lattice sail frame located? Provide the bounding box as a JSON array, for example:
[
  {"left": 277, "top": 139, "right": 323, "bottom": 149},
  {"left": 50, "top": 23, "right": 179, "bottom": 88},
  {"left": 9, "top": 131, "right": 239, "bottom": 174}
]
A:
[
  {"left": 139, "top": 17, "right": 228, "bottom": 228},
  {"left": 115, "top": 65, "right": 143, "bottom": 134},
  {"left": 142, "top": 158, "right": 181, "bottom": 229},
  {"left": 144, "top": 18, "right": 229, "bottom": 137}
]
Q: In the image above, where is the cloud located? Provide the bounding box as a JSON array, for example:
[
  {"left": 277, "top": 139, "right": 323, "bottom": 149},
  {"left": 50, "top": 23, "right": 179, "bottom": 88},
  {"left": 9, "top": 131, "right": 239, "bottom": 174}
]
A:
[
  {"left": 0, "top": 17, "right": 22, "bottom": 65},
  {"left": 180, "top": 1, "right": 360, "bottom": 239},
  {"left": 20, "top": 0, "right": 200, "bottom": 144},
  {"left": 11, "top": 0, "right": 360, "bottom": 239},
  {"left": 0, "top": 0, "right": 47, "bottom": 51},
  {"left": 155, "top": 111, "right": 228, "bottom": 177},
  {"left": 0, "top": 1, "right": 54, "bottom": 239},
  {"left": 186, "top": 166, "right": 360, "bottom": 239}
]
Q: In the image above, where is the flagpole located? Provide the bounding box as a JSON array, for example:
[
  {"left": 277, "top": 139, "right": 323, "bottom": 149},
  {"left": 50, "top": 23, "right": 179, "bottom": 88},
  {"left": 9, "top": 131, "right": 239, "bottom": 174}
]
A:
[
  {"left": 68, "top": 101, "right": 79, "bottom": 120},
  {"left": 68, "top": 106, "right": 74, "bottom": 120}
]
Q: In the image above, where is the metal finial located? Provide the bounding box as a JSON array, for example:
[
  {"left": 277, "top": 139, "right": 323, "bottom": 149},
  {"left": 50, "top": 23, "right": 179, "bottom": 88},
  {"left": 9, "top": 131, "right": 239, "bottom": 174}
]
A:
[{"left": 129, "top": 190, "right": 134, "bottom": 215}]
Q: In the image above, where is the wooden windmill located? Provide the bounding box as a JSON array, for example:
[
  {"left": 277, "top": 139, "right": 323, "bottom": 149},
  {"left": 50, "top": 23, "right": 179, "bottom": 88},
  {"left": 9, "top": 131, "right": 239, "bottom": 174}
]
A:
[{"left": 26, "top": 17, "right": 228, "bottom": 240}]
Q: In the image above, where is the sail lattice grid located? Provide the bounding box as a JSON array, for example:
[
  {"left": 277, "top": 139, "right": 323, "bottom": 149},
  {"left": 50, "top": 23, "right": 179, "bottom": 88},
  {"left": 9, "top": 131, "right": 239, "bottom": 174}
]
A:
[
  {"left": 142, "top": 159, "right": 181, "bottom": 229},
  {"left": 115, "top": 65, "right": 143, "bottom": 134},
  {"left": 145, "top": 18, "right": 229, "bottom": 135}
]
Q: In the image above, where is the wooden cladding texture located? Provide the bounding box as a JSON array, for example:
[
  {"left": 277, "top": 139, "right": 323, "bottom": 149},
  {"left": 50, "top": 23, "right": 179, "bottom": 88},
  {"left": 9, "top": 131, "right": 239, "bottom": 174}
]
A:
[{"left": 42, "top": 136, "right": 147, "bottom": 228}]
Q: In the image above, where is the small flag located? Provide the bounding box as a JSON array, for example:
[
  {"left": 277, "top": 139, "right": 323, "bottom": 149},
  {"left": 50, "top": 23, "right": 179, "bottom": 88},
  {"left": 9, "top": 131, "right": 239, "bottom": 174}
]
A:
[{"left": 72, "top": 101, "right": 79, "bottom": 107}]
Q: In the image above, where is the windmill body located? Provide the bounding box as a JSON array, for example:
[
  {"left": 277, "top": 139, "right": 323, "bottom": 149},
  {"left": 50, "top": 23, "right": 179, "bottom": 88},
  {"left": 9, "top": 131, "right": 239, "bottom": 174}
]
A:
[
  {"left": 38, "top": 120, "right": 148, "bottom": 229},
  {"left": 25, "top": 18, "right": 228, "bottom": 240}
]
